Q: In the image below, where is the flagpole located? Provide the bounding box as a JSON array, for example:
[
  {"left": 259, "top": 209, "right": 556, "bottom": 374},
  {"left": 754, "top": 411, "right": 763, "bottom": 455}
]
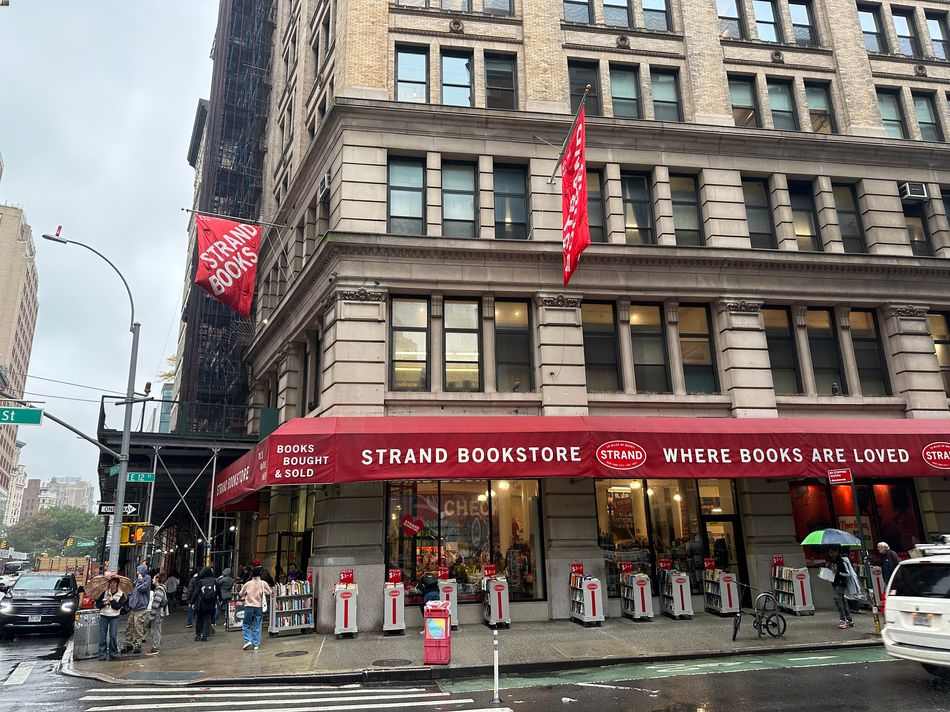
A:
[
  {"left": 548, "top": 84, "right": 591, "bottom": 184},
  {"left": 181, "top": 207, "right": 288, "bottom": 229}
]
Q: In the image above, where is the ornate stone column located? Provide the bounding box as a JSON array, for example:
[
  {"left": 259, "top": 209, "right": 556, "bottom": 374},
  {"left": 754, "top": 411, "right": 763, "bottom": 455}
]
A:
[
  {"left": 535, "top": 294, "right": 588, "bottom": 415},
  {"left": 715, "top": 300, "right": 778, "bottom": 418}
]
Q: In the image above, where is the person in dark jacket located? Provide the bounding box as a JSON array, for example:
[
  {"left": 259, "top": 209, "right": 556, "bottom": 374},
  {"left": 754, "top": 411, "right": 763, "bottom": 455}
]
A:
[
  {"left": 123, "top": 563, "right": 152, "bottom": 654},
  {"left": 215, "top": 568, "right": 235, "bottom": 625},
  {"left": 189, "top": 567, "right": 220, "bottom": 641},
  {"left": 185, "top": 570, "right": 199, "bottom": 628},
  {"left": 825, "top": 547, "right": 854, "bottom": 629},
  {"left": 877, "top": 542, "right": 901, "bottom": 583}
]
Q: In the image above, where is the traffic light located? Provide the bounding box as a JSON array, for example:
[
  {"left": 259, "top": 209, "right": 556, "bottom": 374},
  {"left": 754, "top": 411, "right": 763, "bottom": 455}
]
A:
[
  {"left": 120, "top": 523, "right": 151, "bottom": 546},
  {"left": 65, "top": 537, "right": 76, "bottom": 548}
]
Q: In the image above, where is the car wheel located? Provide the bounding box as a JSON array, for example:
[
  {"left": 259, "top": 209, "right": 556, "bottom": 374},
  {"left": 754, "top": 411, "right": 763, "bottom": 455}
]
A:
[{"left": 922, "top": 663, "right": 950, "bottom": 680}]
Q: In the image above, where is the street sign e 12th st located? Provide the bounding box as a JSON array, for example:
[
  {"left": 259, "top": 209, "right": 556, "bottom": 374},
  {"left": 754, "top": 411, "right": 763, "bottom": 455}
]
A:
[
  {"left": 126, "top": 472, "right": 154, "bottom": 483},
  {"left": 98, "top": 502, "right": 140, "bottom": 517},
  {"left": 0, "top": 407, "right": 43, "bottom": 426},
  {"left": 827, "top": 467, "right": 854, "bottom": 485}
]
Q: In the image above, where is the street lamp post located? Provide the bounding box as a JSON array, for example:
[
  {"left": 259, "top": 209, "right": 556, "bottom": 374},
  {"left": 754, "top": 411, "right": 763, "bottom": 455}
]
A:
[{"left": 42, "top": 228, "right": 139, "bottom": 573}]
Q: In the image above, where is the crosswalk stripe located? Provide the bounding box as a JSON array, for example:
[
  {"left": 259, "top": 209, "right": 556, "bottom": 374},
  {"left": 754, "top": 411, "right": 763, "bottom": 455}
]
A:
[
  {"left": 87, "top": 686, "right": 363, "bottom": 693},
  {"left": 82, "top": 689, "right": 428, "bottom": 701},
  {"left": 86, "top": 692, "right": 451, "bottom": 711},
  {"left": 3, "top": 662, "right": 35, "bottom": 686},
  {"left": 87, "top": 698, "right": 474, "bottom": 712}
]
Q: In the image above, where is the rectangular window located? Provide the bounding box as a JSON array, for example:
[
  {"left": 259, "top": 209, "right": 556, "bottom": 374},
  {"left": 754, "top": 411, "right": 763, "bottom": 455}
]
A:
[
  {"left": 385, "top": 480, "right": 545, "bottom": 604},
  {"left": 849, "top": 310, "right": 890, "bottom": 396},
  {"left": 806, "top": 308, "right": 846, "bottom": 395},
  {"left": 604, "top": 0, "right": 632, "bottom": 27},
  {"left": 388, "top": 157, "right": 425, "bottom": 235},
  {"left": 569, "top": 60, "right": 601, "bottom": 116},
  {"left": 763, "top": 307, "right": 802, "bottom": 394},
  {"left": 718, "top": 0, "right": 744, "bottom": 38},
  {"left": 442, "top": 51, "right": 473, "bottom": 107},
  {"left": 494, "top": 165, "right": 528, "bottom": 239},
  {"left": 583, "top": 302, "right": 621, "bottom": 392},
  {"left": 643, "top": 0, "right": 670, "bottom": 30},
  {"left": 630, "top": 305, "right": 671, "bottom": 393},
  {"left": 495, "top": 300, "right": 533, "bottom": 392},
  {"left": 442, "top": 0, "right": 472, "bottom": 10},
  {"left": 753, "top": 0, "right": 781, "bottom": 42},
  {"left": 729, "top": 76, "right": 759, "bottom": 128},
  {"left": 805, "top": 82, "right": 835, "bottom": 134},
  {"left": 485, "top": 53, "right": 517, "bottom": 110},
  {"left": 768, "top": 79, "right": 798, "bottom": 130},
  {"left": 789, "top": 0, "right": 817, "bottom": 46},
  {"left": 859, "top": 6, "right": 886, "bottom": 52},
  {"left": 391, "top": 297, "right": 429, "bottom": 391},
  {"left": 621, "top": 174, "right": 654, "bottom": 244},
  {"left": 833, "top": 184, "right": 865, "bottom": 254},
  {"left": 396, "top": 46, "right": 428, "bottom": 103},
  {"left": 588, "top": 170, "right": 606, "bottom": 242},
  {"left": 927, "top": 313, "right": 950, "bottom": 395},
  {"left": 671, "top": 175, "right": 703, "bottom": 246},
  {"left": 444, "top": 300, "right": 481, "bottom": 392},
  {"left": 927, "top": 13, "right": 949, "bottom": 60},
  {"left": 564, "top": 0, "right": 592, "bottom": 23},
  {"left": 743, "top": 179, "right": 776, "bottom": 249},
  {"left": 892, "top": 10, "right": 921, "bottom": 57},
  {"left": 789, "top": 181, "right": 820, "bottom": 251},
  {"left": 651, "top": 69, "right": 681, "bottom": 121},
  {"left": 442, "top": 162, "right": 477, "bottom": 238},
  {"left": 877, "top": 89, "right": 907, "bottom": 138},
  {"left": 904, "top": 202, "right": 933, "bottom": 256},
  {"left": 913, "top": 93, "right": 943, "bottom": 142},
  {"left": 679, "top": 306, "right": 718, "bottom": 394},
  {"left": 484, "top": 0, "right": 514, "bottom": 15},
  {"left": 610, "top": 65, "right": 640, "bottom": 118}
]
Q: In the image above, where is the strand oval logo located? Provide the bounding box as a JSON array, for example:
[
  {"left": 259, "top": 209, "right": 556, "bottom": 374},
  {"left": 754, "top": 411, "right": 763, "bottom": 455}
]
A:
[
  {"left": 596, "top": 440, "right": 647, "bottom": 470},
  {"left": 922, "top": 441, "right": 950, "bottom": 470}
]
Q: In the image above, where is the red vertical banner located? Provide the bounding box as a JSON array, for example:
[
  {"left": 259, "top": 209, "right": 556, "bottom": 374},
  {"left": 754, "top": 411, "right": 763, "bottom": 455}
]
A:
[
  {"left": 561, "top": 106, "right": 590, "bottom": 286},
  {"left": 193, "top": 214, "right": 261, "bottom": 317}
]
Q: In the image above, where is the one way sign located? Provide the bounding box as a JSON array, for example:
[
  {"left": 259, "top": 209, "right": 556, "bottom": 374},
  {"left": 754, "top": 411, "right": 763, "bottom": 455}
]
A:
[{"left": 98, "top": 502, "right": 140, "bottom": 517}]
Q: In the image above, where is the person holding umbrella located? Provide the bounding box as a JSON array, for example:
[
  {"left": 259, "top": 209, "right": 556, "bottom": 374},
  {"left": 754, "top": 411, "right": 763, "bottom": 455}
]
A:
[{"left": 801, "top": 528, "right": 863, "bottom": 630}]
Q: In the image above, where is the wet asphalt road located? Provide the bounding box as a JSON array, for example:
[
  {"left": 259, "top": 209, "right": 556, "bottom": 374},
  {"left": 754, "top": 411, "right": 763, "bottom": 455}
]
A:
[{"left": 0, "top": 633, "right": 94, "bottom": 712}]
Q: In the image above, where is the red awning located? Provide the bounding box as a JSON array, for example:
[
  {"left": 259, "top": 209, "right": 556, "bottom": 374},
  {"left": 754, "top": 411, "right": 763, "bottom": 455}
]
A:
[{"left": 211, "top": 415, "right": 950, "bottom": 508}]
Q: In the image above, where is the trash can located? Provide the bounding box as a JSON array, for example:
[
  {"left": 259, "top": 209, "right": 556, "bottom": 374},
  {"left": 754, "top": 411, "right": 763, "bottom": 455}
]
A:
[
  {"left": 73, "top": 609, "right": 101, "bottom": 660},
  {"left": 423, "top": 600, "right": 451, "bottom": 665}
]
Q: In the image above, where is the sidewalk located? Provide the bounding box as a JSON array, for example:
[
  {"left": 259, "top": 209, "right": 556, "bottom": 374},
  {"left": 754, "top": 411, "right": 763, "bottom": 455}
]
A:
[{"left": 67, "top": 607, "right": 881, "bottom": 685}]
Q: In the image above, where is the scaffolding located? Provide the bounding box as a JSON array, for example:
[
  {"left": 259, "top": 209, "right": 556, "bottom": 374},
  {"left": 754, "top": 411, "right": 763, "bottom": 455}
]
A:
[{"left": 180, "top": 0, "right": 274, "bottom": 432}]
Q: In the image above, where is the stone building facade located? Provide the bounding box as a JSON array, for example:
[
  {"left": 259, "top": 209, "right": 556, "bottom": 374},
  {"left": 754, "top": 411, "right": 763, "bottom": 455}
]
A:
[{"left": 233, "top": 0, "right": 950, "bottom": 630}]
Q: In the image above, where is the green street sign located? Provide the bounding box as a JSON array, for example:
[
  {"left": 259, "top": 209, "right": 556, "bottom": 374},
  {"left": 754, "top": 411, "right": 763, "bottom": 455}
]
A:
[
  {"left": 127, "top": 472, "right": 155, "bottom": 483},
  {"left": 109, "top": 464, "right": 120, "bottom": 477},
  {"left": 0, "top": 407, "right": 43, "bottom": 426}
]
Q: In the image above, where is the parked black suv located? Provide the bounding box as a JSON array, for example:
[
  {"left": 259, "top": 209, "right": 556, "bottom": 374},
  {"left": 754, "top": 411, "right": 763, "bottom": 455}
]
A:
[{"left": 0, "top": 572, "right": 79, "bottom": 637}]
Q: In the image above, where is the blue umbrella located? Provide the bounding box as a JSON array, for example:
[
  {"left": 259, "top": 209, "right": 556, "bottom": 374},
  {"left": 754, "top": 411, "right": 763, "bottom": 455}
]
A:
[{"left": 800, "top": 528, "right": 862, "bottom": 547}]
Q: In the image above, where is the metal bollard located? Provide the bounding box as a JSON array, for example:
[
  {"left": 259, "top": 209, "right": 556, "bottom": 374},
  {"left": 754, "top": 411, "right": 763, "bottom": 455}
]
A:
[{"left": 491, "top": 628, "right": 501, "bottom": 704}]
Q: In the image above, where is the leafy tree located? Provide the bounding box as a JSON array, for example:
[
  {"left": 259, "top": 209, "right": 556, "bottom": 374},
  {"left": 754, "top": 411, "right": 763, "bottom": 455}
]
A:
[{"left": 7, "top": 506, "right": 102, "bottom": 556}]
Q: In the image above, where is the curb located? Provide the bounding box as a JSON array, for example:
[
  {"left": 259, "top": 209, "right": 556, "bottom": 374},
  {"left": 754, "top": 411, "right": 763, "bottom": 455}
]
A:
[{"left": 61, "top": 635, "right": 884, "bottom": 687}]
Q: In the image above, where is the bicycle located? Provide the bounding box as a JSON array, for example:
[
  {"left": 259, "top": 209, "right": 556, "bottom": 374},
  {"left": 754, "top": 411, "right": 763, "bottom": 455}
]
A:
[{"left": 732, "top": 591, "right": 787, "bottom": 641}]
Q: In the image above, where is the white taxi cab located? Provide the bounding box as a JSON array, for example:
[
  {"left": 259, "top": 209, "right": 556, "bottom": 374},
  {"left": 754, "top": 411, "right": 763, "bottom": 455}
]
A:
[{"left": 882, "top": 545, "right": 950, "bottom": 680}]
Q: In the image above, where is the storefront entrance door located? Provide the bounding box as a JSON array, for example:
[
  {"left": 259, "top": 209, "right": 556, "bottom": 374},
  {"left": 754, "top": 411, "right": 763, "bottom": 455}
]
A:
[
  {"left": 276, "top": 530, "right": 312, "bottom": 582},
  {"left": 698, "top": 479, "right": 749, "bottom": 605}
]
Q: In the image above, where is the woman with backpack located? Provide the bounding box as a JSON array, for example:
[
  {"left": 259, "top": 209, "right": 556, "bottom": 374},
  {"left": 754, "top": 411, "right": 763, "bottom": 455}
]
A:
[
  {"left": 189, "top": 567, "right": 220, "bottom": 642},
  {"left": 96, "top": 576, "right": 127, "bottom": 661},
  {"left": 238, "top": 565, "right": 272, "bottom": 651},
  {"left": 147, "top": 573, "right": 169, "bottom": 655}
]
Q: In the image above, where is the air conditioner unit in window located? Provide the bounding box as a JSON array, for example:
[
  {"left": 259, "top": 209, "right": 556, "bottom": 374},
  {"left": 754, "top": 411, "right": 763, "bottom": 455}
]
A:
[
  {"left": 899, "top": 181, "right": 928, "bottom": 202},
  {"left": 318, "top": 172, "right": 331, "bottom": 200}
]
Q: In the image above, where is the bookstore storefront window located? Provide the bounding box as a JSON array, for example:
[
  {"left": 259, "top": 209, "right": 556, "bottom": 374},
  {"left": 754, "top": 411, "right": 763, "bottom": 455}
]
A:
[
  {"left": 385, "top": 480, "right": 545, "bottom": 604},
  {"left": 789, "top": 479, "right": 924, "bottom": 565}
]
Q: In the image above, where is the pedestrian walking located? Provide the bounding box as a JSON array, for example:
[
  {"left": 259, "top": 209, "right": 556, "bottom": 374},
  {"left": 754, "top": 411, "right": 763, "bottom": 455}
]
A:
[
  {"left": 190, "top": 566, "right": 219, "bottom": 641},
  {"left": 877, "top": 541, "right": 901, "bottom": 583},
  {"left": 164, "top": 572, "right": 179, "bottom": 611},
  {"left": 123, "top": 564, "right": 152, "bottom": 654},
  {"left": 216, "top": 567, "right": 235, "bottom": 626},
  {"left": 185, "top": 570, "right": 198, "bottom": 628},
  {"left": 147, "top": 573, "right": 169, "bottom": 655},
  {"left": 96, "top": 577, "right": 127, "bottom": 661},
  {"left": 238, "top": 565, "right": 272, "bottom": 651},
  {"left": 823, "top": 547, "right": 856, "bottom": 629}
]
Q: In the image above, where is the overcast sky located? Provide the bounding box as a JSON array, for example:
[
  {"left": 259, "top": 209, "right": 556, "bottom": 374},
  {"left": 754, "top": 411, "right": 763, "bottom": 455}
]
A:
[{"left": 0, "top": 3, "right": 218, "bottom": 488}]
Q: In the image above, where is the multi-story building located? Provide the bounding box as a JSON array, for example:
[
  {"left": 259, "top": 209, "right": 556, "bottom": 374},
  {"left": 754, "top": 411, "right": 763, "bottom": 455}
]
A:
[
  {"left": 19, "top": 478, "right": 41, "bottom": 523},
  {"left": 173, "top": 0, "right": 274, "bottom": 435},
  {"left": 4, "top": 442, "right": 27, "bottom": 528},
  {"left": 217, "top": 0, "right": 950, "bottom": 630},
  {"left": 45, "top": 477, "right": 96, "bottom": 513},
  {"left": 0, "top": 205, "right": 38, "bottom": 503}
]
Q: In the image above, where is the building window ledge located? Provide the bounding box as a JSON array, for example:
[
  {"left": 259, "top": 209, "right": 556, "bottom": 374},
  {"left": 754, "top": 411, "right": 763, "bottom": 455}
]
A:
[
  {"left": 560, "top": 20, "right": 682, "bottom": 40},
  {"left": 385, "top": 391, "right": 541, "bottom": 404},
  {"left": 719, "top": 37, "right": 830, "bottom": 54},
  {"left": 867, "top": 51, "right": 948, "bottom": 67},
  {"left": 389, "top": 3, "right": 521, "bottom": 24},
  {"left": 587, "top": 392, "right": 731, "bottom": 405},
  {"left": 775, "top": 394, "right": 906, "bottom": 412}
]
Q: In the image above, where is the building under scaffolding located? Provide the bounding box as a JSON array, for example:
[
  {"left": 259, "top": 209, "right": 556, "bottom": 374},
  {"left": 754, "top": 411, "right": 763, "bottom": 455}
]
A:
[{"left": 176, "top": 0, "right": 274, "bottom": 433}]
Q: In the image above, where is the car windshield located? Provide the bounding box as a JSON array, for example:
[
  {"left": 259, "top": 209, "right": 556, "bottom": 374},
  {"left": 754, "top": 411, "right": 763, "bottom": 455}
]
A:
[
  {"left": 889, "top": 563, "right": 950, "bottom": 598},
  {"left": 14, "top": 575, "right": 73, "bottom": 592}
]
